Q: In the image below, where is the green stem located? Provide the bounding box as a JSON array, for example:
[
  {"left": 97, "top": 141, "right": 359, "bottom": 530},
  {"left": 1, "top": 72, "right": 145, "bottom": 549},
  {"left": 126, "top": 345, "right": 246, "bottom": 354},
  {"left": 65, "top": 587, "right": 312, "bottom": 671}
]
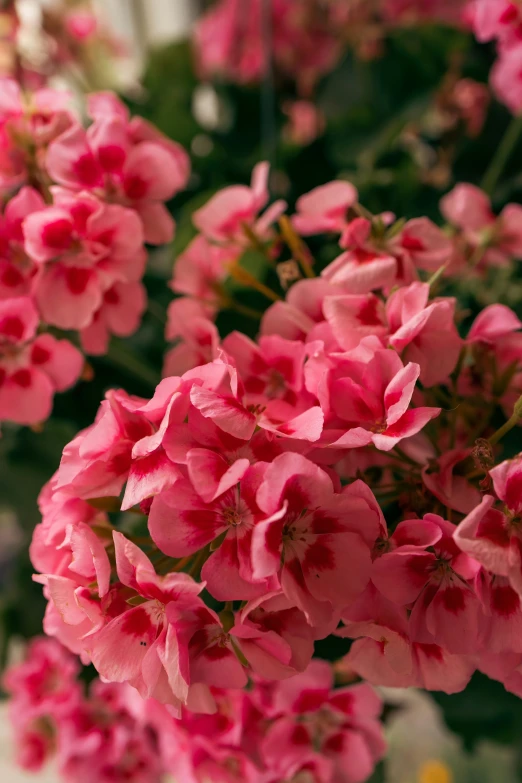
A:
[
  {"left": 106, "top": 339, "right": 159, "bottom": 388},
  {"left": 481, "top": 115, "right": 522, "bottom": 197},
  {"left": 488, "top": 395, "right": 522, "bottom": 446},
  {"left": 147, "top": 300, "right": 167, "bottom": 325}
]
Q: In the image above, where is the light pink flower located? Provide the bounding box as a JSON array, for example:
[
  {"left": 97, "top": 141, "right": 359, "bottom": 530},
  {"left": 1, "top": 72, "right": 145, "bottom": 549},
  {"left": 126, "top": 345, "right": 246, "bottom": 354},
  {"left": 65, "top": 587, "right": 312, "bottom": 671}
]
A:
[
  {"left": 193, "top": 162, "right": 286, "bottom": 246},
  {"left": 24, "top": 192, "right": 145, "bottom": 330},
  {"left": 80, "top": 280, "right": 147, "bottom": 355},
  {"left": 291, "top": 181, "right": 358, "bottom": 236},
  {"left": 0, "top": 297, "right": 83, "bottom": 424},
  {"left": 442, "top": 182, "right": 522, "bottom": 263}
]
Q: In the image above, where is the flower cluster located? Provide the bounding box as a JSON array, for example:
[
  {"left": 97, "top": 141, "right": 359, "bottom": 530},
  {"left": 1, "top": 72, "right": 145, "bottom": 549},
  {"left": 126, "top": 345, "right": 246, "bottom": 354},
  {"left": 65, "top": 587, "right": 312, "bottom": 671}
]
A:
[
  {"left": 28, "top": 162, "right": 522, "bottom": 775},
  {"left": 194, "top": 0, "right": 470, "bottom": 90},
  {"left": 4, "top": 638, "right": 385, "bottom": 783},
  {"left": 468, "top": 0, "right": 522, "bottom": 114},
  {"left": 0, "top": 80, "right": 189, "bottom": 425}
]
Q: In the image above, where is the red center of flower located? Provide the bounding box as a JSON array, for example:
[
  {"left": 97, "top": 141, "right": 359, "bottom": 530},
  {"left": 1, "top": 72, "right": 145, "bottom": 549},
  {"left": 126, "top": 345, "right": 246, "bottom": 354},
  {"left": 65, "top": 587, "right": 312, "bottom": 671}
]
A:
[
  {"left": 73, "top": 154, "right": 101, "bottom": 187},
  {"left": 104, "top": 288, "right": 120, "bottom": 305},
  {"left": 0, "top": 315, "right": 24, "bottom": 341},
  {"left": 401, "top": 233, "right": 425, "bottom": 252},
  {"left": 41, "top": 219, "right": 74, "bottom": 252},
  {"left": 124, "top": 174, "right": 148, "bottom": 200},
  {"left": 98, "top": 144, "right": 126, "bottom": 173},
  {"left": 31, "top": 344, "right": 51, "bottom": 365},
  {"left": 66, "top": 267, "right": 91, "bottom": 295},
  {"left": 11, "top": 368, "right": 32, "bottom": 388},
  {"left": 2, "top": 265, "right": 24, "bottom": 288}
]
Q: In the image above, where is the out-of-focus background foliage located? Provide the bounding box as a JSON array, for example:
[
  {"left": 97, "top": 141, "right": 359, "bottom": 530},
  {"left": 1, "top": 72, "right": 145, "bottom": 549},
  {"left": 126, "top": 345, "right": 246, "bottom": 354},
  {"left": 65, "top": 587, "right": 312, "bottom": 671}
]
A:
[{"left": 2, "top": 2, "right": 522, "bottom": 781}]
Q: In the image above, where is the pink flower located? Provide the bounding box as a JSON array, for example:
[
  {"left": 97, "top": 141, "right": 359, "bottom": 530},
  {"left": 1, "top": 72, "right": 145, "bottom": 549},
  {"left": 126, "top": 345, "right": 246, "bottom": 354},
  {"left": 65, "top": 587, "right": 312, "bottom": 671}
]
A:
[
  {"left": 0, "top": 186, "right": 45, "bottom": 299},
  {"left": 422, "top": 448, "right": 482, "bottom": 514},
  {"left": 470, "top": 0, "right": 522, "bottom": 45},
  {"left": 148, "top": 465, "right": 280, "bottom": 602},
  {"left": 320, "top": 347, "right": 441, "bottom": 451},
  {"left": 0, "top": 297, "right": 83, "bottom": 424},
  {"left": 385, "top": 282, "right": 462, "bottom": 386},
  {"left": 80, "top": 280, "right": 147, "bottom": 355},
  {"left": 260, "top": 661, "right": 386, "bottom": 783},
  {"left": 282, "top": 100, "right": 325, "bottom": 146},
  {"left": 163, "top": 298, "right": 220, "bottom": 377},
  {"left": 291, "top": 181, "right": 358, "bottom": 236},
  {"left": 24, "top": 192, "right": 145, "bottom": 330},
  {"left": 193, "top": 162, "right": 286, "bottom": 246},
  {"left": 87, "top": 533, "right": 214, "bottom": 711},
  {"left": 454, "top": 456, "right": 522, "bottom": 595},
  {"left": 53, "top": 389, "right": 153, "bottom": 500},
  {"left": 251, "top": 453, "right": 379, "bottom": 625},
  {"left": 441, "top": 182, "right": 522, "bottom": 264},
  {"left": 46, "top": 98, "right": 189, "bottom": 244},
  {"left": 372, "top": 514, "right": 482, "bottom": 654},
  {"left": 222, "top": 330, "right": 320, "bottom": 426},
  {"left": 194, "top": 0, "right": 340, "bottom": 92},
  {"left": 3, "top": 637, "right": 81, "bottom": 719},
  {"left": 390, "top": 217, "right": 453, "bottom": 273},
  {"left": 339, "top": 586, "right": 475, "bottom": 693},
  {"left": 169, "top": 234, "right": 231, "bottom": 308},
  {"left": 0, "top": 79, "right": 74, "bottom": 192}
]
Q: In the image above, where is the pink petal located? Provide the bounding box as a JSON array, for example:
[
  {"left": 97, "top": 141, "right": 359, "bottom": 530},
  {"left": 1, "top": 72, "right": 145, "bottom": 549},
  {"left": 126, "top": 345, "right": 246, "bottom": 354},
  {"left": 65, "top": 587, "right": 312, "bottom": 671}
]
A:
[
  {"left": 187, "top": 449, "right": 250, "bottom": 503},
  {"left": 190, "top": 386, "right": 256, "bottom": 440}
]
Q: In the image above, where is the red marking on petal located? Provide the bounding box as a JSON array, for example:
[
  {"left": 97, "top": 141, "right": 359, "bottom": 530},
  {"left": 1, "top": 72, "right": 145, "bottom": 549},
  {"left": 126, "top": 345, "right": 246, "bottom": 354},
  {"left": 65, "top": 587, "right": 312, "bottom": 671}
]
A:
[
  {"left": 66, "top": 267, "right": 91, "bottom": 295},
  {"left": 0, "top": 367, "right": 6, "bottom": 387},
  {"left": 499, "top": 3, "right": 519, "bottom": 24},
  {"left": 98, "top": 144, "right": 126, "bottom": 173},
  {"left": 69, "top": 202, "right": 94, "bottom": 233},
  {"left": 290, "top": 724, "right": 311, "bottom": 746},
  {"left": 406, "top": 553, "right": 434, "bottom": 580},
  {"left": 504, "top": 471, "right": 522, "bottom": 514},
  {"left": 477, "top": 510, "right": 510, "bottom": 547},
  {"left": 385, "top": 389, "right": 402, "bottom": 409},
  {"left": 0, "top": 315, "right": 24, "bottom": 340},
  {"left": 293, "top": 691, "right": 327, "bottom": 713},
  {"left": 11, "top": 368, "right": 32, "bottom": 388},
  {"left": 124, "top": 174, "right": 148, "bottom": 200},
  {"left": 492, "top": 584, "right": 520, "bottom": 617},
  {"left": 264, "top": 519, "right": 283, "bottom": 559},
  {"left": 121, "top": 607, "right": 153, "bottom": 637},
  {"left": 310, "top": 511, "right": 341, "bottom": 535},
  {"left": 440, "top": 585, "right": 465, "bottom": 613},
  {"left": 41, "top": 219, "right": 73, "bottom": 251},
  {"left": 283, "top": 478, "right": 312, "bottom": 515},
  {"left": 204, "top": 643, "right": 230, "bottom": 661},
  {"left": 358, "top": 296, "right": 382, "bottom": 326},
  {"left": 110, "top": 450, "right": 133, "bottom": 476},
  {"left": 94, "top": 229, "right": 115, "bottom": 247},
  {"left": 31, "top": 344, "right": 51, "bottom": 365},
  {"left": 104, "top": 287, "right": 120, "bottom": 305},
  {"left": 286, "top": 556, "right": 307, "bottom": 589},
  {"left": 415, "top": 642, "right": 443, "bottom": 661},
  {"left": 401, "top": 233, "right": 425, "bottom": 251},
  {"left": 2, "top": 266, "right": 24, "bottom": 288},
  {"left": 352, "top": 247, "right": 377, "bottom": 265},
  {"left": 303, "top": 539, "right": 334, "bottom": 571},
  {"left": 73, "top": 154, "right": 101, "bottom": 187},
  {"left": 323, "top": 732, "right": 344, "bottom": 753}
]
